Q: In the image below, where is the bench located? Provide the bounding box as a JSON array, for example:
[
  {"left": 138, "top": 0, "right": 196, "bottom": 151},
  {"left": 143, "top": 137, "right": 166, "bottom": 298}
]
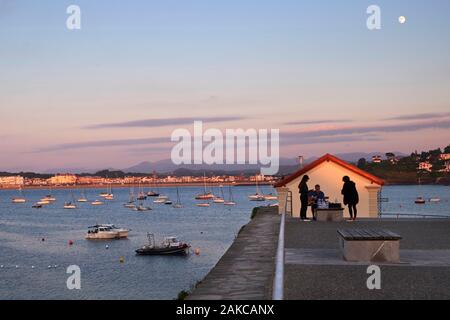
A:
[
  {"left": 337, "top": 229, "right": 402, "bottom": 263},
  {"left": 316, "top": 208, "right": 344, "bottom": 222}
]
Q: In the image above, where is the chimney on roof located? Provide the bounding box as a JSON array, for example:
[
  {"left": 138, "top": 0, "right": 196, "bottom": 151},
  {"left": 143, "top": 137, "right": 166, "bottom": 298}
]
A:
[{"left": 298, "top": 156, "right": 304, "bottom": 169}]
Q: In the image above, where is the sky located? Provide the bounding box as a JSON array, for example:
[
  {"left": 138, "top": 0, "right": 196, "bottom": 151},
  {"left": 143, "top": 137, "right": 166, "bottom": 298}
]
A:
[{"left": 0, "top": 0, "right": 449, "bottom": 172}]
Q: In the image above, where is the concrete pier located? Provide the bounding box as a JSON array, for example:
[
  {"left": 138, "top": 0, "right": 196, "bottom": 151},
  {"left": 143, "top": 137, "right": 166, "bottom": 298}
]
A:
[
  {"left": 188, "top": 207, "right": 279, "bottom": 300},
  {"left": 188, "top": 206, "right": 450, "bottom": 300}
]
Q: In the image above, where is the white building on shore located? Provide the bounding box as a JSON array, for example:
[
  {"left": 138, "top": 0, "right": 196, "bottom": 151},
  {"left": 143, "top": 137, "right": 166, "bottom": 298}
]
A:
[
  {"left": 275, "top": 154, "right": 384, "bottom": 218},
  {"left": 0, "top": 176, "right": 25, "bottom": 187}
]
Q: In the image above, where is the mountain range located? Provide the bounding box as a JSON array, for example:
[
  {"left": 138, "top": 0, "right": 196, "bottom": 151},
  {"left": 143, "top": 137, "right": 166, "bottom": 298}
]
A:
[{"left": 39, "top": 152, "right": 405, "bottom": 175}]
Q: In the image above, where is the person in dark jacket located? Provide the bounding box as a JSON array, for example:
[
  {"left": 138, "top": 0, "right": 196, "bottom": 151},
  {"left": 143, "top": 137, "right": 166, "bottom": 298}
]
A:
[
  {"left": 341, "top": 176, "right": 359, "bottom": 221},
  {"left": 298, "top": 175, "right": 310, "bottom": 220}
]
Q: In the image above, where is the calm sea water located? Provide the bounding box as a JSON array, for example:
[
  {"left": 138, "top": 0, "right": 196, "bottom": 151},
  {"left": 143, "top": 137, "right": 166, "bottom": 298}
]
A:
[{"left": 0, "top": 185, "right": 449, "bottom": 299}]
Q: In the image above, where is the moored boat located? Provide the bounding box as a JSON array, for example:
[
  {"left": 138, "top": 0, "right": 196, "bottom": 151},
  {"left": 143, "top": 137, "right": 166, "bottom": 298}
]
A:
[
  {"left": 196, "top": 203, "right": 210, "bottom": 207},
  {"left": 63, "top": 202, "right": 77, "bottom": 209},
  {"left": 415, "top": 197, "right": 426, "bottom": 204},
  {"left": 85, "top": 224, "right": 129, "bottom": 240},
  {"left": 135, "top": 234, "right": 190, "bottom": 256}
]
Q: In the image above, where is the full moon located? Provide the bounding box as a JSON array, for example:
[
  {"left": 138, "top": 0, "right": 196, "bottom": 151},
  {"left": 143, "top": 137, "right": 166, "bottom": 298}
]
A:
[{"left": 399, "top": 16, "right": 406, "bottom": 24}]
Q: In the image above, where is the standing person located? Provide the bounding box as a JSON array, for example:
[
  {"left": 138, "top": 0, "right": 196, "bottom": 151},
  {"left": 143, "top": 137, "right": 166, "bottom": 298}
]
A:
[
  {"left": 341, "top": 176, "right": 359, "bottom": 221},
  {"left": 309, "top": 184, "right": 325, "bottom": 221},
  {"left": 298, "top": 175, "right": 310, "bottom": 220}
]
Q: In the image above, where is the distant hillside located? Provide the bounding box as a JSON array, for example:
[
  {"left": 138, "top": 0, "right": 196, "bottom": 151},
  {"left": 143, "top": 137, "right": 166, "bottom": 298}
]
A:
[{"left": 122, "top": 152, "right": 404, "bottom": 175}]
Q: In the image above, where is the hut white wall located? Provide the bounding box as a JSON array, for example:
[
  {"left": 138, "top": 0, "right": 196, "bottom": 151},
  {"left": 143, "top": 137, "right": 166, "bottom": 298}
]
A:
[{"left": 279, "top": 161, "right": 382, "bottom": 218}]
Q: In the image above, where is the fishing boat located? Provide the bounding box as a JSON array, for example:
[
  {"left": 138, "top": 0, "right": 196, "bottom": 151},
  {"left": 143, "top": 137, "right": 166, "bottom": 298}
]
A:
[
  {"left": 135, "top": 233, "right": 190, "bottom": 256},
  {"left": 85, "top": 224, "right": 129, "bottom": 240},
  {"left": 415, "top": 197, "right": 426, "bottom": 204},
  {"left": 224, "top": 186, "right": 236, "bottom": 206},
  {"left": 173, "top": 187, "right": 183, "bottom": 208},
  {"left": 11, "top": 187, "right": 26, "bottom": 203},
  {"left": 91, "top": 200, "right": 104, "bottom": 206},
  {"left": 195, "top": 173, "right": 215, "bottom": 200}
]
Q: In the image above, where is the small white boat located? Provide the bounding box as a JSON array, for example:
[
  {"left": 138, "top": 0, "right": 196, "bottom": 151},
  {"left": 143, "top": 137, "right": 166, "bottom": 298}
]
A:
[
  {"left": 78, "top": 190, "right": 88, "bottom": 202},
  {"left": 213, "top": 198, "right": 225, "bottom": 203},
  {"left": 12, "top": 187, "right": 26, "bottom": 203},
  {"left": 263, "top": 194, "right": 278, "bottom": 201},
  {"left": 134, "top": 202, "right": 151, "bottom": 211},
  {"left": 85, "top": 224, "right": 129, "bottom": 240},
  {"left": 249, "top": 194, "right": 266, "bottom": 201},
  {"left": 37, "top": 200, "right": 50, "bottom": 205},
  {"left": 11, "top": 197, "right": 26, "bottom": 203},
  {"left": 429, "top": 198, "right": 441, "bottom": 203},
  {"left": 224, "top": 186, "right": 236, "bottom": 206},
  {"left": 153, "top": 197, "right": 166, "bottom": 204},
  {"left": 196, "top": 203, "right": 210, "bottom": 207},
  {"left": 172, "top": 188, "right": 183, "bottom": 208},
  {"left": 91, "top": 200, "right": 104, "bottom": 206},
  {"left": 249, "top": 178, "right": 266, "bottom": 201},
  {"left": 41, "top": 195, "right": 56, "bottom": 202},
  {"left": 164, "top": 200, "right": 173, "bottom": 205},
  {"left": 63, "top": 202, "right": 77, "bottom": 209},
  {"left": 104, "top": 194, "right": 114, "bottom": 200}
]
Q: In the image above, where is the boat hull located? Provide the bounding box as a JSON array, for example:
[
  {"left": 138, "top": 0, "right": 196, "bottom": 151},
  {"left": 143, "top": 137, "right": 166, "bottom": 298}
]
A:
[{"left": 136, "top": 245, "right": 190, "bottom": 256}]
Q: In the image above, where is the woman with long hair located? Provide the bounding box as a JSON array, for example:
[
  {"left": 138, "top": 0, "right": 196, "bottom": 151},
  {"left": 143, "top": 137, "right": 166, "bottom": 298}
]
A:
[
  {"left": 298, "top": 175, "right": 310, "bottom": 220},
  {"left": 341, "top": 176, "right": 359, "bottom": 221}
]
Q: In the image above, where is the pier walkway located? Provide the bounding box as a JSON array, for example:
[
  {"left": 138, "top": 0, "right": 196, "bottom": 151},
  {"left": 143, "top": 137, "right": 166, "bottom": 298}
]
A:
[
  {"left": 189, "top": 206, "right": 450, "bottom": 300},
  {"left": 188, "top": 207, "right": 279, "bottom": 300}
]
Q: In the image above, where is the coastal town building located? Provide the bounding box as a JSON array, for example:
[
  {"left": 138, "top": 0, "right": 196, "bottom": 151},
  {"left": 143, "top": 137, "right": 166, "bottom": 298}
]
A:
[
  {"left": 48, "top": 174, "right": 78, "bottom": 185},
  {"left": 0, "top": 176, "right": 24, "bottom": 187},
  {"left": 417, "top": 161, "right": 433, "bottom": 172},
  {"left": 439, "top": 153, "right": 450, "bottom": 161},
  {"left": 275, "top": 154, "right": 384, "bottom": 218},
  {"left": 441, "top": 161, "right": 450, "bottom": 173},
  {"left": 372, "top": 155, "right": 382, "bottom": 163}
]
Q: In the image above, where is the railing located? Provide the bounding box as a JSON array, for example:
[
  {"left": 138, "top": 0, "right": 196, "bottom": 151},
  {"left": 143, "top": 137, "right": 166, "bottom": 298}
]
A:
[
  {"left": 272, "top": 211, "right": 286, "bottom": 300},
  {"left": 380, "top": 213, "right": 450, "bottom": 219}
]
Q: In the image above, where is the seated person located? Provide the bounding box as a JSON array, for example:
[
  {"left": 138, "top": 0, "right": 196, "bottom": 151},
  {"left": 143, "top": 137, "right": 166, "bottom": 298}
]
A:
[{"left": 308, "top": 185, "right": 325, "bottom": 220}]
